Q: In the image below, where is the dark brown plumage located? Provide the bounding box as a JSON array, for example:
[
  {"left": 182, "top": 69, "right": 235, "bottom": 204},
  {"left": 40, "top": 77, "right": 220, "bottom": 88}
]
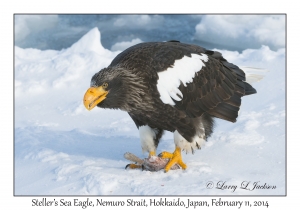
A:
[{"left": 84, "top": 41, "right": 256, "bottom": 171}]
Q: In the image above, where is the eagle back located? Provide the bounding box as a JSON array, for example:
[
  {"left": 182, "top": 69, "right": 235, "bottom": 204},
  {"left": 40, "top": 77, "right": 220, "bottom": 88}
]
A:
[{"left": 109, "top": 41, "right": 256, "bottom": 124}]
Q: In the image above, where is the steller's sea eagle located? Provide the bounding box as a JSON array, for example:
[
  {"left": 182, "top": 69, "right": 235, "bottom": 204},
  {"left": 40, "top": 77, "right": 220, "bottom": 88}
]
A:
[{"left": 83, "top": 41, "right": 257, "bottom": 172}]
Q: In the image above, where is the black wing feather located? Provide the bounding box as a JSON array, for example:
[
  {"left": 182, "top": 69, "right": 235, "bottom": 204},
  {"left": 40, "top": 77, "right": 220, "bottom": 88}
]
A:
[
  {"left": 110, "top": 42, "right": 256, "bottom": 124},
  {"left": 171, "top": 47, "right": 255, "bottom": 122}
]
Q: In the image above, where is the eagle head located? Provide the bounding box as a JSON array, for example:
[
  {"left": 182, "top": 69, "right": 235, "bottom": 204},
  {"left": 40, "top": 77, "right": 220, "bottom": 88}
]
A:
[
  {"left": 83, "top": 67, "right": 147, "bottom": 111},
  {"left": 83, "top": 67, "right": 129, "bottom": 110}
]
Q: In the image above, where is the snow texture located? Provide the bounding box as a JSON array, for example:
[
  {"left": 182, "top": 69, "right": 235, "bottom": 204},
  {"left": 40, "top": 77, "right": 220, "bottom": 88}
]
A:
[
  {"left": 14, "top": 15, "right": 285, "bottom": 52},
  {"left": 110, "top": 38, "right": 143, "bottom": 52},
  {"left": 15, "top": 27, "right": 285, "bottom": 195},
  {"left": 195, "top": 15, "right": 285, "bottom": 51}
]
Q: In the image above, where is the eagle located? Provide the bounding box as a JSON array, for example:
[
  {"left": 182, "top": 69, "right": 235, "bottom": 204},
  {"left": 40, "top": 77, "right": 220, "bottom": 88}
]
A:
[{"left": 83, "top": 41, "right": 257, "bottom": 172}]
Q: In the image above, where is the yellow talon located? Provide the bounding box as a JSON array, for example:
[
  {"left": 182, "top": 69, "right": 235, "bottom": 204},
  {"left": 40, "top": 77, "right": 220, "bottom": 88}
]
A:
[
  {"left": 125, "top": 164, "right": 142, "bottom": 169},
  {"left": 149, "top": 150, "right": 156, "bottom": 157},
  {"left": 160, "top": 147, "right": 187, "bottom": 172},
  {"left": 159, "top": 151, "right": 173, "bottom": 159}
]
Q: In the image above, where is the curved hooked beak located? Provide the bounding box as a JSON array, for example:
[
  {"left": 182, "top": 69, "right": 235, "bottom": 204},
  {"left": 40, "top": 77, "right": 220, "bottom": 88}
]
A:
[{"left": 83, "top": 86, "right": 108, "bottom": 110}]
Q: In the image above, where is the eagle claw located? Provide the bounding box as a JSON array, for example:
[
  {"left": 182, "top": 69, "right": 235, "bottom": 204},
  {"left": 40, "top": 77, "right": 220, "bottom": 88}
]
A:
[
  {"left": 158, "top": 151, "right": 174, "bottom": 159},
  {"left": 160, "top": 147, "right": 187, "bottom": 172},
  {"left": 125, "top": 163, "right": 142, "bottom": 169}
]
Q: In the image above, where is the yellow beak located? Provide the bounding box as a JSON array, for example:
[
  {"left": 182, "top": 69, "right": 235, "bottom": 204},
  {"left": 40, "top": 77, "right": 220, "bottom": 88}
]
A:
[{"left": 83, "top": 86, "right": 108, "bottom": 110}]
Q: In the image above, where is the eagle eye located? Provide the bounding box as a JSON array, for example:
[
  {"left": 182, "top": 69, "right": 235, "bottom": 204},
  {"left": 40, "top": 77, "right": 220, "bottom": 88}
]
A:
[{"left": 102, "top": 82, "right": 108, "bottom": 88}]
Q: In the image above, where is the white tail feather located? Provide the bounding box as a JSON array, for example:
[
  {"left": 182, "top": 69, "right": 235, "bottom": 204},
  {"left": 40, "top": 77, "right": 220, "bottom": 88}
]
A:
[{"left": 240, "top": 67, "right": 269, "bottom": 84}]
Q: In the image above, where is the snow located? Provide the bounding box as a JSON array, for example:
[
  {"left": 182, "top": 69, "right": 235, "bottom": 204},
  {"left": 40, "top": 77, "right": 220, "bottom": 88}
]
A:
[
  {"left": 15, "top": 27, "right": 285, "bottom": 195},
  {"left": 195, "top": 15, "right": 285, "bottom": 51},
  {"left": 111, "top": 38, "right": 143, "bottom": 52},
  {"left": 14, "top": 15, "right": 285, "bottom": 53}
]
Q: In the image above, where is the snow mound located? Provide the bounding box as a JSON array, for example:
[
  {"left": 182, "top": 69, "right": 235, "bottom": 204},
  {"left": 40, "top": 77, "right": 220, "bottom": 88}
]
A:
[{"left": 66, "top": 27, "right": 110, "bottom": 55}]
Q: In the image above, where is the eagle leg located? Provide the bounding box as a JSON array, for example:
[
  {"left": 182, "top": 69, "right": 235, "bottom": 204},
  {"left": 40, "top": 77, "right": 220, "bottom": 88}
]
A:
[{"left": 159, "top": 146, "right": 187, "bottom": 172}]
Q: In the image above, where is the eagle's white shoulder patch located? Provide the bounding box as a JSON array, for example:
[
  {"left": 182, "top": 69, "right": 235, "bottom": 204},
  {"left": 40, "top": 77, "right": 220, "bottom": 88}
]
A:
[{"left": 156, "top": 53, "right": 208, "bottom": 105}]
